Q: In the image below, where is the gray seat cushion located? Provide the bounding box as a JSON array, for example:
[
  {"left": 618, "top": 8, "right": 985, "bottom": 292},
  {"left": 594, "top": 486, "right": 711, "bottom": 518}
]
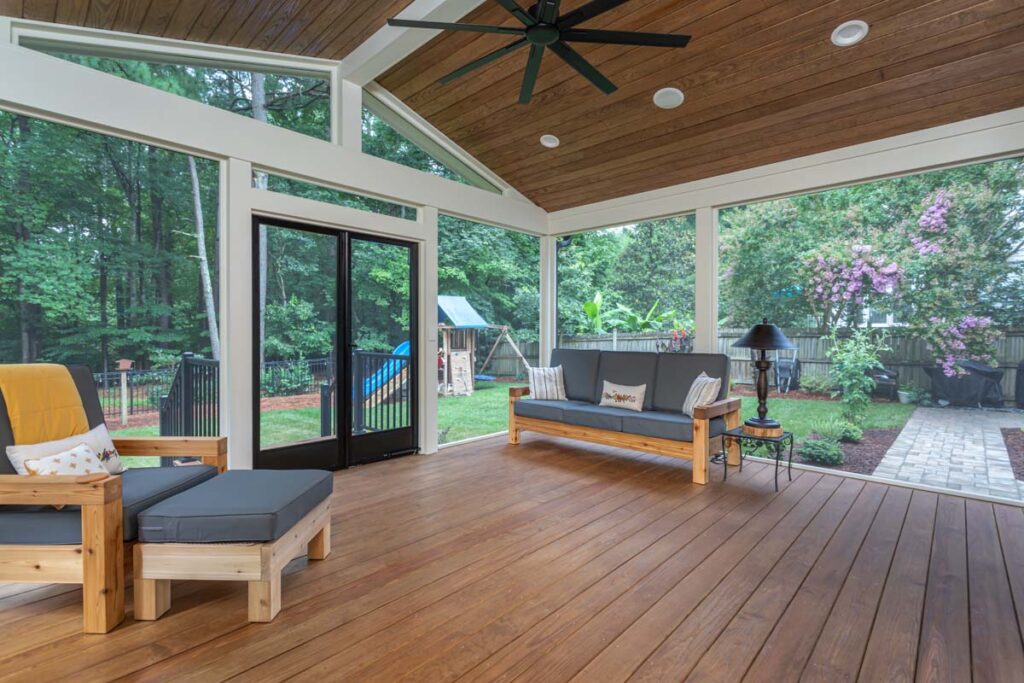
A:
[
  {"left": 652, "top": 353, "right": 730, "bottom": 412},
  {"left": 0, "top": 465, "right": 218, "bottom": 545},
  {"left": 621, "top": 411, "right": 727, "bottom": 442},
  {"left": 514, "top": 399, "right": 577, "bottom": 422},
  {"left": 138, "top": 469, "right": 333, "bottom": 543},
  {"left": 550, "top": 349, "right": 601, "bottom": 402},
  {"left": 561, "top": 404, "right": 641, "bottom": 432},
  {"left": 594, "top": 352, "right": 659, "bottom": 410}
]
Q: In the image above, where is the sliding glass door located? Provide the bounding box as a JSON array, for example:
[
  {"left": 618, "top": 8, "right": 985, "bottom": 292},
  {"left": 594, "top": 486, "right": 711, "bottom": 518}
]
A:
[{"left": 253, "top": 218, "right": 417, "bottom": 469}]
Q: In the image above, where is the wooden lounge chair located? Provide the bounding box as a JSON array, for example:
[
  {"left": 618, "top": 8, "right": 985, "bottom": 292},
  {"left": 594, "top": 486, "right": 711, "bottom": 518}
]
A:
[{"left": 0, "top": 364, "right": 227, "bottom": 633}]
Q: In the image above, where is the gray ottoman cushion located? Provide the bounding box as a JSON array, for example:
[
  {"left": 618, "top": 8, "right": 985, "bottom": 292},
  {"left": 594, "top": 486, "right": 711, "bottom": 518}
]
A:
[
  {"left": 0, "top": 464, "right": 218, "bottom": 544},
  {"left": 138, "top": 469, "right": 333, "bottom": 543},
  {"left": 550, "top": 349, "right": 601, "bottom": 402},
  {"left": 652, "top": 353, "right": 730, "bottom": 412},
  {"left": 595, "top": 352, "right": 659, "bottom": 410},
  {"left": 621, "top": 412, "right": 727, "bottom": 442}
]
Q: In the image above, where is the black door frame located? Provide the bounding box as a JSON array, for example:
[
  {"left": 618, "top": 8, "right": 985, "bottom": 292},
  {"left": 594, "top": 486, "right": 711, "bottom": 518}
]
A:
[{"left": 252, "top": 216, "right": 419, "bottom": 470}]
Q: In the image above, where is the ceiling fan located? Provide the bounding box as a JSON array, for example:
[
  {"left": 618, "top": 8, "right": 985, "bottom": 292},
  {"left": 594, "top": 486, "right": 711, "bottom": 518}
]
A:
[{"left": 388, "top": 0, "right": 691, "bottom": 104}]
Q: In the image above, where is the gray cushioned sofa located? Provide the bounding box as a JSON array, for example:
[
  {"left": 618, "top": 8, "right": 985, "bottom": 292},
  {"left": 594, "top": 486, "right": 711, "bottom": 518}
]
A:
[{"left": 509, "top": 349, "right": 741, "bottom": 484}]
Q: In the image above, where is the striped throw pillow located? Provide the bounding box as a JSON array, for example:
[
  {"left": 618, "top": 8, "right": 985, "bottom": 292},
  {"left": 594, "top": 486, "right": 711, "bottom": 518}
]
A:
[
  {"left": 528, "top": 366, "right": 567, "bottom": 401},
  {"left": 682, "top": 372, "right": 722, "bottom": 417}
]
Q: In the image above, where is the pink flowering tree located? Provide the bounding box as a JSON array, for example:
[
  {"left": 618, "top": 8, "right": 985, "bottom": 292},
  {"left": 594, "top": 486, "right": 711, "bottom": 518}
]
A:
[{"left": 806, "top": 244, "right": 902, "bottom": 331}]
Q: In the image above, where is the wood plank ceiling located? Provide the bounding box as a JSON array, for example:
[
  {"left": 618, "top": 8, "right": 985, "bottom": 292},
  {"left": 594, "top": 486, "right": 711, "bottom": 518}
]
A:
[
  {"left": 380, "top": 0, "right": 1024, "bottom": 211},
  {"left": 0, "top": 0, "right": 416, "bottom": 61}
]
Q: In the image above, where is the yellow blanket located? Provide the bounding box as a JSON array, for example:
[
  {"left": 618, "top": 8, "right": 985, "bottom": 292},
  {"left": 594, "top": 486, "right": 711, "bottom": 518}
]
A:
[{"left": 0, "top": 364, "right": 89, "bottom": 445}]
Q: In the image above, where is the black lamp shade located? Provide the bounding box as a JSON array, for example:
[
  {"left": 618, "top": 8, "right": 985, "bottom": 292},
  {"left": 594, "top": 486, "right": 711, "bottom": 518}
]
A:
[{"left": 732, "top": 318, "right": 796, "bottom": 351}]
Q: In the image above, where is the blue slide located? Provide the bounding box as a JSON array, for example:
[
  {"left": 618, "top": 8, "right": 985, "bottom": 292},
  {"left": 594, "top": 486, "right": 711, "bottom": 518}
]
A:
[{"left": 362, "top": 341, "right": 410, "bottom": 398}]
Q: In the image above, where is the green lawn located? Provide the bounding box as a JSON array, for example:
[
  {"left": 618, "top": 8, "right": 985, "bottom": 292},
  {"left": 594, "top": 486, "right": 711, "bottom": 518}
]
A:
[{"left": 110, "top": 384, "right": 918, "bottom": 465}]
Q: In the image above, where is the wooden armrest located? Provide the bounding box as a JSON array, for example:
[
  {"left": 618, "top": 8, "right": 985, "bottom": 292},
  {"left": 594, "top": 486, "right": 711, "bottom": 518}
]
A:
[
  {"left": 509, "top": 387, "right": 530, "bottom": 398},
  {"left": 113, "top": 436, "right": 227, "bottom": 458},
  {"left": 692, "top": 398, "right": 741, "bottom": 420},
  {"left": 0, "top": 474, "right": 121, "bottom": 506}
]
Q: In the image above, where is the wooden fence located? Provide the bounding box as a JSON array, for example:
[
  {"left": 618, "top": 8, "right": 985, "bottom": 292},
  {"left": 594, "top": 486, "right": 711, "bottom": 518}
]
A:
[{"left": 554, "top": 329, "right": 1023, "bottom": 402}]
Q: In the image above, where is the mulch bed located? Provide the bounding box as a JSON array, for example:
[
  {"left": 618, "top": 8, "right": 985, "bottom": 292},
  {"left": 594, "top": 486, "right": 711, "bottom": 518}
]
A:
[
  {"left": 730, "top": 385, "right": 900, "bottom": 404},
  {"left": 259, "top": 393, "right": 321, "bottom": 411},
  {"left": 1004, "top": 428, "right": 1024, "bottom": 481},
  {"left": 799, "top": 427, "right": 902, "bottom": 476}
]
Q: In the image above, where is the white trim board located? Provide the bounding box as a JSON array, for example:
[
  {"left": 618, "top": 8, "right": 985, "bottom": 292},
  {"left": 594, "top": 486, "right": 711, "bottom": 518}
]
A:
[
  {"left": 0, "top": 41, "right": 546, "bottom": 235},
  {"left": 548, "top": 107, "right": 1024, "bottom": 233}
]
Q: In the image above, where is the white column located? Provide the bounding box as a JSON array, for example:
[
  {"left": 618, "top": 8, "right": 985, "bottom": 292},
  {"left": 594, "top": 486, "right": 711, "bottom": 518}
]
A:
[
  {"left": 221, "top": 158, "right": 254, "bottom": 469},
  {"left": 694, "top": 206, "right": 719, "bottom": 354},
  {"left": 418, "top": 207, "right": 440, "bottom": 454},
  {"left": 0, "top": 17, "right": 13, "bottom": 45},
  {"left": 539, "top": 235, "right": 557, "bottom": 366},
  {"left": 333, "top": 74, "right": 363, "bottom": 152}
]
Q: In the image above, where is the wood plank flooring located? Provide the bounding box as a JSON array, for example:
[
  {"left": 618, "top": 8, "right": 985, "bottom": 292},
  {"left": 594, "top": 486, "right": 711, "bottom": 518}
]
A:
[{"left": 2, "top": 434, "right": 1024, "bottom": 681}]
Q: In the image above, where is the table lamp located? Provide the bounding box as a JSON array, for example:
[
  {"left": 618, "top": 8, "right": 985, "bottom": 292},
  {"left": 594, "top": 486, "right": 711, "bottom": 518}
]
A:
[{"left": 732, "top": 318, "right": 795, "bottom": 437}]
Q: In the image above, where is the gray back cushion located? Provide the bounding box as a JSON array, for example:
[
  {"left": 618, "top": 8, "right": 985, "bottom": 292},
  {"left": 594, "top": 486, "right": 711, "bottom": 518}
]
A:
[
  {"left": 550, "top": 349, "right": 601, "bottom": 402},
  {"left": 595, "top": 352, "right": 659, "bottom": 410},
  {"left": 0, "top": 365, "right": 105, "bottom": 475},
  {"left": 653, "top": 353, "right": 730, "bottom": 412}
]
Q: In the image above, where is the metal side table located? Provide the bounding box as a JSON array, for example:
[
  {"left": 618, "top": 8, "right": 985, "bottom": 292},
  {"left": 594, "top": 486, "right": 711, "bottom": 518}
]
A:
[{"left": 721, "top": 427, "right": 794, "bottom": 492}]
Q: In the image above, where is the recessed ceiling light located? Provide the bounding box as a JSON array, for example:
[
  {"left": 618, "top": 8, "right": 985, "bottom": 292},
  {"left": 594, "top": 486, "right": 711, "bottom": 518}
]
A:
[
  {"left": 653, "top": 87, "right": 685, "bottom": 110},
  {"left": 831, "top": 20, "right": 869, "bottom": 47},
  {"left": 540, "top": 134, "right": 560, "bottom": 149}
]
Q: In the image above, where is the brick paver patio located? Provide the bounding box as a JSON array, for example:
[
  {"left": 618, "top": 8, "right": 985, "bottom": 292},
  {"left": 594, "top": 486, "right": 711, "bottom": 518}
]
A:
[{"left": 874, "top": 407, "right": 1024, "bottom": 500}]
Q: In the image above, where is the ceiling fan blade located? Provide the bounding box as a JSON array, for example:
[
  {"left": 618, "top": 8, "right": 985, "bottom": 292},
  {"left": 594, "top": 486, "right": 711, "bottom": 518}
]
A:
[
  {"left": 549, "top": 41, "right": 617, "bottom": 94},
  {"left": 557, "top": 0, "right": 630, "bottom": 29},
  {"left": 519, "top": 44, "right": 546, "bottom": 104},
  {"left": 493, "top": 0, "right": 537, "bottom": 26},
  {"left": 388, "top": 18, "right": 525, "bottom": 35},
  {"left": 534, "top": 0, "right": 561, "bottom": 23},
  {"left": 560, "top": 29, "right": 691, "bottom": 47},
  {"left": 439, "top": 38, "right": 529, "bottom": 84}
]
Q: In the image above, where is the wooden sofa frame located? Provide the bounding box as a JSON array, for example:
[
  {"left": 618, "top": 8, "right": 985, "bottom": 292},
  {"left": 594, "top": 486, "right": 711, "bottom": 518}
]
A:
[
  {"left": 0, "top": 436, "right": 227, "bottom": 633},
  {"left": 508, "top": 388, "right": 741, "bottom": 485}
]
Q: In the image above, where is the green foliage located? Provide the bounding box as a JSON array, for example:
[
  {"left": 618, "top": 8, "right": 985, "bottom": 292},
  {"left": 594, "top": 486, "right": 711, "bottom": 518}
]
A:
[
  {"left": 799, "top": 375, "right": 835, "bottom": 394},
  {"left": 261, "top": 363, "right": 314, "bottom": 398},
  {"left": 263, "top": 297, "right": 334, "bottom": 361},
  {"left": 815, "top": 417, "right": 864, "bottom": 443},
  {"left": 558, "top": 217, "right": 697, "bottom": 335},
  {"left": 798, "top": 438, "right": 845, "bottom": 466},
  {"left": 582, "top": 292, "right": 606, "bottom": 334},
  {"left": 827, "top": 329, "right": 888, "bottom": 425}
]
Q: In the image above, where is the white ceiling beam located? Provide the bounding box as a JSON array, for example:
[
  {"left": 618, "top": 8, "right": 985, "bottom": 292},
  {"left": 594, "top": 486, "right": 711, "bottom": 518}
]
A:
[
  {"left": 0, "top": 43, "right": 547, "bottom": 234},
  {"left": 341, "top": 0, "right": 487, "bottom": 86}
]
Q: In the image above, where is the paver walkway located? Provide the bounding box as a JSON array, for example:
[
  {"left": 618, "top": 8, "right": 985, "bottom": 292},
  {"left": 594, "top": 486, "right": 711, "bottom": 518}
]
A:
[{"left": 875, "top": 406, "right": 1024, "bottom": 500}]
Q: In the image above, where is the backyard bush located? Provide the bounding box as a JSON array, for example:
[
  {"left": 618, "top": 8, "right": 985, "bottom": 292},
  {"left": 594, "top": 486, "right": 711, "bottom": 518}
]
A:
[
  {"left": 798, "top": 438, "right": 845, "bottom": 466},
  {"left": 827, "top": 329, "right": 888, "bottom": 425},
  {"left": 816, "top": 417, "right": 864, "bottom": 443}
]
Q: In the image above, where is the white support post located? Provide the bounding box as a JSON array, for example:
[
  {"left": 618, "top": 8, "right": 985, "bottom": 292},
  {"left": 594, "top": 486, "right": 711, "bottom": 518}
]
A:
[
  {"left": 0, "top": 17, "right": 13, "bottom": 45},
  {"left": 539, "top": 235, "right": 557, "bottom": 366},
  {"left": 418, "top": 207, "right": 440, "bottom": 455},
  {"left": 222, "top": 158, "right": 254, "bottom": 470},
  {"left": 694, "top": 207, "right": 719, "bottom": 354},
  {"left": 334, "top": 76, "right": 363, "bottom": 152}
]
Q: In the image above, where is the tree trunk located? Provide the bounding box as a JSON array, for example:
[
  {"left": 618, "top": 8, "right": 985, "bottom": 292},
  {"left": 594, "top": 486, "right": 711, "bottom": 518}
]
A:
[
  {"left": 13, "top": 115, "right": 40, "bottom": 362},
  {"left": 99, "top": 257, "right": 110, "bottom": 374},
  {"left": 147, "top": 146, "right": 171, "bottom": 333},
  {"left": 252, "top": 72, "right": 269, "bottom": 366},
  {"left": 188, "top": 156, "right": 221, "bottom": 360}
]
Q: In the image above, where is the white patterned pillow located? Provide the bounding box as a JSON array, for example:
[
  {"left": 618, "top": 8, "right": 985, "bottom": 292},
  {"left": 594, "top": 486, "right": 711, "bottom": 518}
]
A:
[
  {"left": 682, "top": 372, "right": 722, "bottom": 417},
  {"left": 599, "top": 381, "right": 646, "bottom": 412},
  {"left": 527, "top": 366, "right": 567, "bottom": 401},
  {"left": 6, "top": 423, "right": 124, "bottom": 475},
  {"left": 24, "top": 444, "right": 108, "bottom": 476}
]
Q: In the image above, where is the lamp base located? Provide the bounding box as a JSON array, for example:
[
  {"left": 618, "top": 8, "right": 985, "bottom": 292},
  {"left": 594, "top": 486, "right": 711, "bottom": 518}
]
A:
[{"left": 743, "top": 417, "right": 783, "bottom": 438}]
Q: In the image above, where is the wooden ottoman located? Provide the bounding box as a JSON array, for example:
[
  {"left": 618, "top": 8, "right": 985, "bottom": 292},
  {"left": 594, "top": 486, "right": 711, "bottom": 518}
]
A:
[{"left": 132, "top": 469, "right": 332, "bottom": 623}]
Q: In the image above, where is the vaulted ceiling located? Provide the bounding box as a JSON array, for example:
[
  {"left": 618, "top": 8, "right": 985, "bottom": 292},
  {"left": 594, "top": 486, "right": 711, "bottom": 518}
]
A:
[
  {"left": 381, "top": 0, "right": 1024, "bottom": 211},
  {"left": 0, "top": 0, "right": 416, "bottom": 60},
  {"left": 5, "top": 0, "right": 1024, "bottom": 212}
]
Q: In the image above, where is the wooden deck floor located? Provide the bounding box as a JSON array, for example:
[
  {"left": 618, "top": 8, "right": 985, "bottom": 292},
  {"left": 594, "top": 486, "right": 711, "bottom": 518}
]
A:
[{"left": 3, "top": 435, "right": 1024, "bottom": 682}]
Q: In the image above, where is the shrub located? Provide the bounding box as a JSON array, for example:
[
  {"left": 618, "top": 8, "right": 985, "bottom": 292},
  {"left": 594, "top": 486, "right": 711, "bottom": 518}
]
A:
[
  {"left": 799, "top": 375, "right": 834, "bottom": 394},
  {"left": 827, "top": 329, "right": 889, "bottom": 425},
  {"left": 799, "top": 438, "right": 845, "bottom": 466},
  {"left": 816, "top": 417, "right": 863, "bottom": 443},
  {"left": 261, "top": 363, "right": 314, "bottom": 397}
]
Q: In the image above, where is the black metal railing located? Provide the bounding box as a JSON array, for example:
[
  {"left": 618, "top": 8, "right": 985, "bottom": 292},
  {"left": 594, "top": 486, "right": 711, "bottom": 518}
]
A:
[
  {"left": 319, "top": 350, "right": 411, "bottom": 436},
  {"left": 93, "top": 368, "right": 175, "bottom": 422},
  {"left": 260, "top": 357, "right": 335, "bottom": 398},
  {"left": 159, "top": 353, "right": 220, "bottom": 437}
]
